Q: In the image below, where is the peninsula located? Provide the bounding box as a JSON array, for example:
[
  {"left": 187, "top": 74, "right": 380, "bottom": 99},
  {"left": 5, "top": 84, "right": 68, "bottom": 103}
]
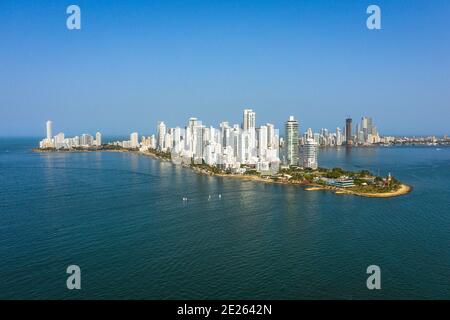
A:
[
  {"left": 33, "top": 145, "right": 411, "bottom": 198},
  {"left": 35, "top": 110, "right": 414, "bottom": 198}
]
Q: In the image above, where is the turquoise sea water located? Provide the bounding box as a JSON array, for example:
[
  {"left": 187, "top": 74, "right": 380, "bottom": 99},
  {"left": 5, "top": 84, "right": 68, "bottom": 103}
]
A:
[{"left": 0, "top": 137, "right": 449, "bottom": 299}]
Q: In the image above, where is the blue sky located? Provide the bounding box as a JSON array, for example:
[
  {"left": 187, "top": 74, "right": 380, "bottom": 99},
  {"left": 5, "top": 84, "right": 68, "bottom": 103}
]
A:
[{"left": 0, "top": 0, "right": 449, "bottom": 136}]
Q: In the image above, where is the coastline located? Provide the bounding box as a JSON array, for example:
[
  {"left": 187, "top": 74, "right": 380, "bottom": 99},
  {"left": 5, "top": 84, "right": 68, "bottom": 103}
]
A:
[
  {"left": 303, "top": 183, "right": 411, "bottom": 198},
  {"left": 32, "top": 148, "right": 412, "bottom": 198},
  {"left": 193, "top": 167, "right": 411, "bottom": 198}
]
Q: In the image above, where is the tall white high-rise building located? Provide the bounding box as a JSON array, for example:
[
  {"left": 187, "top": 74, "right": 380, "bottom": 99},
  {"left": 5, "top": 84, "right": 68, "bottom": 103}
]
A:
[
  {"left": 188, "top": 117, "right": 198, "bottom": 129},
  {"left": 301, "top": 138, "right": 318, "bottom": 170},
  {"left": 46, "top": 120, "right": 53, "bottom": 140},
  {"left": 306, "top": 128, "right": 313, "bottom": 140},
  {"left": 285, "top": 116, "right": 299, "bottom": 166},
  {"left": 220, "top": 122, "right": 231, "bottom": 148},
  {"left": 258, "top": 125, "right": 268, "bottom": 157},
  {"left": 336, "top": 127, "right": 343, "bottom": 146},
  {"left": 80, "top": 134, "right": 94, "bottom": 146},
  {"left": 173, "top": 127, "right": 181, "bottom": 152},
  {"left": 266, "top": 123, "right": 275, "bottom": 148},
  {"left": 186, "top": 117, "right": 199, "bottom": 155},
  {"left": 157, "top": 121, "right": 166, "bottom": 150},
  {"left": 95, "top": 132, "right": 102, "bottom": 146},
  {"left": 130, "top": 132, "right": 139, "bottom": 148},
  {"left": 193, "top": 124, "right": 204, "bottom": 163},
  {"left": 54, "top": 132, "right": 65, "bottom": 148},
  {"left": 243, "top": 109, "right": 257, "bottom": 156},
  {"left": 164, "top": 132, "right": 172, "bottom": 151},
  {"left": 231, "top": 126, "right": 241, "bottom": 161},
  {"left": 243, "top": 109, "right": 256, "bottom": 130},
  {"left": 149, "top": 134, "right": 157, "bottom": 149}
]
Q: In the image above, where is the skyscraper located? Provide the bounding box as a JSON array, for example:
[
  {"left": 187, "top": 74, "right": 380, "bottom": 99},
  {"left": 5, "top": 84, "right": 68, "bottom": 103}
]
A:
[
  {"left": 194, "top": 124, "right": 204, "bottom": 163},
  {"left": 220, "top": 122, "right": 231, "bottom": 148},
  {"left": 157, "top": 121, "right": 166, "bottom": 150},
  {"left": 258, "top": 125, "right": 268, "bottom": 157},
  {"left": 336, "top": 127, "right": 343, "bottom": 146},
  {"left": 306, "top": 128, "right": 313, "bottom": 140},
  {"left": 95, "top": 132, "right": 102, "bottom": 146},
  {"left": 345, "top": 117, "right": 353, "bottom": 145},
  {"left": 54, "top": 132, "right": 65, "bottom": 148},
  {"left": 186, "top": 117, "right": 200, "bottom": 156},
  {"left": 243, "top": 109, "right": 256, "bottom": 131},
  {"left": 301, "top": 138, "right": 318, "bottom": 170},
  {"left": 285, "top": 116, "right": 299, "bottom": 166},
  {"left": 266, "top": 123, "right": 275, "bottom": 148},
  {"left": 46, "top": 120, "right": 52, "bottom": 140},
  {"left": 173, "top": 127, "right": 181, "bottom": 152},
  {"left": 361, "top": 116, "right": 374, "bottom": 144},
  {"left": 130, "top": 132, "right": 139, "bottom": 148},
  {"left": 188, "top": 117, "right": 198, "bottom": 130},
  {"left": 80, "top": 133, "right": 94, "bottom": 146},
  {"left": 242, "top": 109, "right": 257, "bottom": 158}
]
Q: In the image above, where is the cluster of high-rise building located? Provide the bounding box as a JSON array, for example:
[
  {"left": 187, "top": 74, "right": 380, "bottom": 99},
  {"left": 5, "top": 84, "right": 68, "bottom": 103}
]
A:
[
  {"left": 342, "top": 116, "right": 381, "bottom": 146},
  {"left": 39, "top": 112, "right": 386, "bottom": 173},
  {"left": 301, "top": 126, "right": 344, "bottom": 148},
  {"left": 282, "top": 116, "right": 319, "bottom": 170},
  {"left": 138, "top": 110, "right": 320, "bottom": 172},
  {"left": 39, "top": 121, "right": 102, "bottom": 149},
  {"left": 298, "top": 116, "right": 380, "bottom": 148},
  {"left": 355, "top": 116, "right": 380, "bottom": 145},
  {"left": 138, "top": 109, "right": 282, "bottom": 173}
]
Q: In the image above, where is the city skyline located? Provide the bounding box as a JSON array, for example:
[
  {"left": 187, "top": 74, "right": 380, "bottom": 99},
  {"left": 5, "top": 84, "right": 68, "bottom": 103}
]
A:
[
  {"left": 41, "top": 112, "right": 380, "bottom": 143},
  {"left": 37, "top": 108, "right": 425, "bottom": 198},
  {"left": 39, "top": 109, "right": 324, "bottom": 173},
  {"left": 1, "top": 0, "right": 450, "bottom": 136},
  {"left": 40, "top": 110, "right": 446, "bottom": 150},
  {"left": 15, "top": 111, "right": 448, "bottom": 139},
  {"left": 39, "top": 109, "right": 425, "bottom": 176}
]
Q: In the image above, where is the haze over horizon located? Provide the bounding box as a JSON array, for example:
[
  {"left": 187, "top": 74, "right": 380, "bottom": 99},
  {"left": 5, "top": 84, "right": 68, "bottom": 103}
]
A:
[{"left": 1, "top": 0, "right": 449, "bottom": 136}]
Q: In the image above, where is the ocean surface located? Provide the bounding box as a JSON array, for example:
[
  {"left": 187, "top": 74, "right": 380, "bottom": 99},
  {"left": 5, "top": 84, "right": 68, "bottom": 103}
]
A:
[{"left": 0, "top": 137, "right": 449, "bottom": 299}]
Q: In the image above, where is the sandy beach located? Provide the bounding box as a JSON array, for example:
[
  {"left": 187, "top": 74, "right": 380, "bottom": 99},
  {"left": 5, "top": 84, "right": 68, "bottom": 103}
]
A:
[
  {"left": 343, "top": 184, "right": 411, "bottom": 198},
  {"left": 304, "top": 183, "right": 411, "bottom": 198}
]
